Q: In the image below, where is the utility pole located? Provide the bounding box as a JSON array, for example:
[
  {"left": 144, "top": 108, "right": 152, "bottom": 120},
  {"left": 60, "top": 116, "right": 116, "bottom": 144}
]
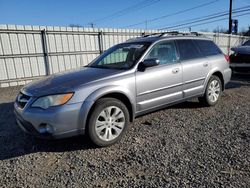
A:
[
  {"left": 228, "top": 0, "right": 233, "bottom": 34},
  {"left": 88, "top": 22, "right": 95, "bottom": 28}
]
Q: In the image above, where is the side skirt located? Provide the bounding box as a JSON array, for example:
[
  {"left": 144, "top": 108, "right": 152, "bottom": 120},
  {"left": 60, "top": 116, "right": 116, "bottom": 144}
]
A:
[{"left": 135, "top": 93, "right": 204, "bottom": 118}]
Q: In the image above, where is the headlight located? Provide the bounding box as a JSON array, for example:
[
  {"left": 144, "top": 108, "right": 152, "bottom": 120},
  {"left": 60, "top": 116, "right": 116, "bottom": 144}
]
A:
[{"left": 31, "top": 93, "right": 73, "bottom": 109}]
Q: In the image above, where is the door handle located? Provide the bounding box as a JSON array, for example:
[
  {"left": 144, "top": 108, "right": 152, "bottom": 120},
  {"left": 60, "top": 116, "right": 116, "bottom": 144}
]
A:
[
  {"left": 172, "top": 68, "right": 180, "bottom": 74},
  {"left": 203, "top": 62, "right": 208, "bottom": 67}
]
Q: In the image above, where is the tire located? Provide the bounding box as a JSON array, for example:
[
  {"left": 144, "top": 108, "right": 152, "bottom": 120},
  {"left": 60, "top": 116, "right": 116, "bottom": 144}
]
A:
[
  {"left": 87, "top": 98, "right": 130, "bottom": 147},
  {"left": 199, "top": 75, "right": 222, "bottom": 106}
]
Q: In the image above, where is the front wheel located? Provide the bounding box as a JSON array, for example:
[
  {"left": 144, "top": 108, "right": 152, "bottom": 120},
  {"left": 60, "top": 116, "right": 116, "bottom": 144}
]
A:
[
  {"left": 199, "top": 75, "right": 222, "bottom": 106},
  {"left": 87, "top": 98, "right": 129, "bottom": 147}
]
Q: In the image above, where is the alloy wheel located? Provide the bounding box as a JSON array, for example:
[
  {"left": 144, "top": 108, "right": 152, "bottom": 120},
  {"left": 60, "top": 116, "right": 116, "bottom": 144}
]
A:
[
  {"left": 95, "top": 106, "right": 125, "bottom": 141},
  {"left": 208, "top": 80, "right": 221, "bottom": 103}
]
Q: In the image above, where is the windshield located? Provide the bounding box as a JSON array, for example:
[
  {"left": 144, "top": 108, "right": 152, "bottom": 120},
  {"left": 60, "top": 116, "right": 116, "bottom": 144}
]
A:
[
  {"left": 87, "top": 42, "right": 151, "bottom": 69},
  {"left": 243, "top": 40, "right": 250, "bottom": 46}
]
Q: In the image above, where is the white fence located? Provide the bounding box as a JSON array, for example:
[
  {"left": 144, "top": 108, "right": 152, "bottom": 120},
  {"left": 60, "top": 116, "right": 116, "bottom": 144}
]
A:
[{"left": 0, "top": 24, "right": 249, "bottom": 87}]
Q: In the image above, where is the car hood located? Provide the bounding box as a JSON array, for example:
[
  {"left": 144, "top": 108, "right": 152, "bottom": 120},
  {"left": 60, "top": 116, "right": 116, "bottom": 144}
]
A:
[
  {"left": 22, "top": 67, "right": 123, "bottom": 97},
  {"left": 231, "top": 46, "right": 250, "bottom": 55}
]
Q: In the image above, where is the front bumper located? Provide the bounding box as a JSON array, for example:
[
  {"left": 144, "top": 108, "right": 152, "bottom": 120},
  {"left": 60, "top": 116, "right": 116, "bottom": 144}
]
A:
[{"left": 14, "top": 101, "right": 85, "bottom": 139}]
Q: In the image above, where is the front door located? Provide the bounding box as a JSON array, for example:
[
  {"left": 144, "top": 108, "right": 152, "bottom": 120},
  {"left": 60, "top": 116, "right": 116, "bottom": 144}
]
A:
[{"left": 136, "top": 40, "right": 183, "bottom": 112}]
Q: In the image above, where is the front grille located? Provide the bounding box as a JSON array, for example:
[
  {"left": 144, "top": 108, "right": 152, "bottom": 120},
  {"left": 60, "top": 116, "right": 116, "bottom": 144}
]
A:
[{"left": 16, "top": 92, "right": 31, "bottom": 109}]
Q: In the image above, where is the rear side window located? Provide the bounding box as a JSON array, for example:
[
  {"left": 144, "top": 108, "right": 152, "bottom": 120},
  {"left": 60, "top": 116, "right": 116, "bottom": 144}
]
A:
[
  {"left": 195, "top": 40, "right": 222, "bottom": 56},
  {"left": 176, "top": 40, "right": 202, "bottom": 61}
]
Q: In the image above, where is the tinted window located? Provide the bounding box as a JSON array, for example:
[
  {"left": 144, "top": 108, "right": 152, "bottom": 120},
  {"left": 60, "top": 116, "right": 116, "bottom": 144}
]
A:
[
  {"left": 243, "top": 40, "right": 250, "bottom": 46},
  {"left": 145, "top": 41, "right": 178, "bottom": 65},
  {"left": 195, "top": 40, "right": 222, "bottom": 56},
  {"left": 176, "top": 40, "right": 202, "bottom": 60}
]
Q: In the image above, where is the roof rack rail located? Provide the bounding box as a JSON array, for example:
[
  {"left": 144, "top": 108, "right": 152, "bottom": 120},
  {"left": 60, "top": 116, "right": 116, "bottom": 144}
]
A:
[
  {"left": 126, "top": 31, "right": 204, "bottom": 42},
  {"left": 189, "top": 32, "right": 203, "bottom": 36},
  {"left": 142, "top": 31, "right": 203, "bottom": 38},
  {"left": 158, "top": 31, "right": 179, "bottom": 37},
  {"left": 142, "top": 32, "right": 162, "bottom": 37}
]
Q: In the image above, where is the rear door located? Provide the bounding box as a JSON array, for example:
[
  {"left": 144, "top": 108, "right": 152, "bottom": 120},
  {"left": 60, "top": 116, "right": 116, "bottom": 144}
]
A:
[
  {"left": 176, "top": 39, "right": 210, "bottom": 98},
  {"left": 136, "top": 40, "right": 183, "bottom": 112}
]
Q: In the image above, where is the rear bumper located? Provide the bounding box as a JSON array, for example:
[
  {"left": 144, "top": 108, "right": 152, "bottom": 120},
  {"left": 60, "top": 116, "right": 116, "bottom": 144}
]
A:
[{"left": 223, "top": 68, "right": 232, "bottom": 85}]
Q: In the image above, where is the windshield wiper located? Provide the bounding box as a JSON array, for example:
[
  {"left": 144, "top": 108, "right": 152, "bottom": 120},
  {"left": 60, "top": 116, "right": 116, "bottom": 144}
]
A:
[
  {"left": 85, "top": 64, "right": 129, "bottom": 70},
  {"left": 86, "top": 65, "right": 114, "bottom": 69}
]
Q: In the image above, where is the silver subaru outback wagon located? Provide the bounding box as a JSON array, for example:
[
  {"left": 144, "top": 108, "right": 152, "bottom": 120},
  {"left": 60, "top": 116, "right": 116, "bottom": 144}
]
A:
[{"left": 14, "top": 32, "right": 232, "bottom": 146}]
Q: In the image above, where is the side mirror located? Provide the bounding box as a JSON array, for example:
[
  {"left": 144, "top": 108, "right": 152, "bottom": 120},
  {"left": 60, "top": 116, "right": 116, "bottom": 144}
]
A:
[{"left": 142, "top": 58, "right": 160, "bottom": 68}]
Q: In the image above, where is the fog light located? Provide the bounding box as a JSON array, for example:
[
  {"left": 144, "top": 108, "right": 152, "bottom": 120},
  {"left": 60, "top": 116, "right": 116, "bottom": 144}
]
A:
[
  {"left": 38, "top": 124, "right": 54, "bottom": 134},
  {"left": 45, "top": 124, "right": 53, "bottom": 134}
]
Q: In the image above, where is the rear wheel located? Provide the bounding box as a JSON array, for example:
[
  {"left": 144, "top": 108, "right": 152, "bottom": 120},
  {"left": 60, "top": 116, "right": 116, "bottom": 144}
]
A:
[
  {"left": 87, "top": 98, "right": 129, "bottom": 147},
  {"left": 199, "top": 75, "right": 222, "bottom": 106}
]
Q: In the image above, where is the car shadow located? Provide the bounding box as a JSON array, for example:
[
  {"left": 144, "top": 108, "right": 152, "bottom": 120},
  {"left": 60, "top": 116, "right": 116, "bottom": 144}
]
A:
[
  {"left": 170, "top": 100, "right": 204, "bottom": 109},
  {"left": 226, "top": 73, "right": 250, "bottom": 89},
  {"left": 0, "top": 102, "right": 95, "bottom": 160}
]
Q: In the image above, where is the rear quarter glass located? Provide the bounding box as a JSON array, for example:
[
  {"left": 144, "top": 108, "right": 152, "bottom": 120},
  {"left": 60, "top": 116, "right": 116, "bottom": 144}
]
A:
[{"left": 194, "top": 40, "right": 222, "bottom": 56}]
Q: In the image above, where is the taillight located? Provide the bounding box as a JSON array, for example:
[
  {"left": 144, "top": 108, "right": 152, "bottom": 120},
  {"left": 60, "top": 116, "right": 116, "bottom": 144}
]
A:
[{"left": 224, "top": 54, "right": 229, "bottom": 62}]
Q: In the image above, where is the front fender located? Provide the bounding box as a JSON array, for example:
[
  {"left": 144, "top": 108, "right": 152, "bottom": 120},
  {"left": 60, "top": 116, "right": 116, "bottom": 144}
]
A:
[
  {"left": 85, "top": 85, "right": 135, "bottom": 103},
  {"left": 78, "top": 85, "right": 136, "bottom": 130}
]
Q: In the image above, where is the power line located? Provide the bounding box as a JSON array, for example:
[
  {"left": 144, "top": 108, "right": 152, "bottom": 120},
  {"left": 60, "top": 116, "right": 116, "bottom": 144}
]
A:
[
  {"left": 160, "top": 8, "right": 250, "bottom": 30},
  {"left": 88, "top": 0, "right": 160, "bottom": 25},
  {"left": 152, "top": 10, "right": 229, "bottom": 29},
  {"left": 159, "top": 9, "right": 250, "bottom": 30},
  {"left": 158, "top": 6, "right": 250, "bottom": 30},
  {"left": 124, "top": 0, "right": 220, "bottom": 28},
  {"left": 165, "top": 12, "right": 250, "bottom": 31},
  {"left": 174, "top": 12, "right": 250, "bottom": 30},
  {"left": 151, "top": 5, "right": 250, "bottom": 29}
]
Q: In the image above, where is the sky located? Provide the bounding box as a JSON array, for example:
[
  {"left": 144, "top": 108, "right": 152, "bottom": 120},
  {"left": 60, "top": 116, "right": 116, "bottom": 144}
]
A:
[{"left": 0, "top": 0, "right": 249, "bottom": 32}]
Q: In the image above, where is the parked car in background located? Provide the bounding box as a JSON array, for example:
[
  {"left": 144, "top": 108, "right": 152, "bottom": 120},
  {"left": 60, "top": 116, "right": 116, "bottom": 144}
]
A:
[
  {"left": 230, "top": 40, "right": 250, "bottom": 73},
  {"left": 14, "top": 32, "right": 231, "bottom": 147}
]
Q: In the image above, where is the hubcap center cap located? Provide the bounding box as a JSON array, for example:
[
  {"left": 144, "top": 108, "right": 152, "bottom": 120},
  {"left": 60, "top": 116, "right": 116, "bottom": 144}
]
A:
[{"left": 106, "top": 118, "right": 114, "bottom": 127}]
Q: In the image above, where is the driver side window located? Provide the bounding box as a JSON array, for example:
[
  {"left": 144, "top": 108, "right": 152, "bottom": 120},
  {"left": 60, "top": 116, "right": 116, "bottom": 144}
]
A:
[{"left": 145, "top": 41, "right": 178, "bottom": 65}]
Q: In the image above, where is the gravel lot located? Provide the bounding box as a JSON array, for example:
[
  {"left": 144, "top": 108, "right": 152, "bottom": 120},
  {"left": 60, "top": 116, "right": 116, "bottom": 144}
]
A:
[{"left": 0, "top": 74, "right": 250, "bottom": 187}]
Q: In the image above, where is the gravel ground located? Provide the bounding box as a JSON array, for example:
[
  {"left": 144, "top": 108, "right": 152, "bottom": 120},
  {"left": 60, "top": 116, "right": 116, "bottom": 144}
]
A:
[{"left": 0, "top": 74, "right": 250, "bottom": 187}]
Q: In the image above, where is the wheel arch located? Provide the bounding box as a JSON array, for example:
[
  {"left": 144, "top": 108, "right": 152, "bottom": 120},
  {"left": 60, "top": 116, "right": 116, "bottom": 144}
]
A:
[
  {"left": 204, "top": 70, "right": 225, "bottom": 92},
  {"left": 211, "top": 71, "right": 225, "bottom": 91},
  {"left": 88, "top": 92, "right": 135, "bottom": 123},
  {"left": 79, "top": 86, "right": 136, "bottom": 132}
]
